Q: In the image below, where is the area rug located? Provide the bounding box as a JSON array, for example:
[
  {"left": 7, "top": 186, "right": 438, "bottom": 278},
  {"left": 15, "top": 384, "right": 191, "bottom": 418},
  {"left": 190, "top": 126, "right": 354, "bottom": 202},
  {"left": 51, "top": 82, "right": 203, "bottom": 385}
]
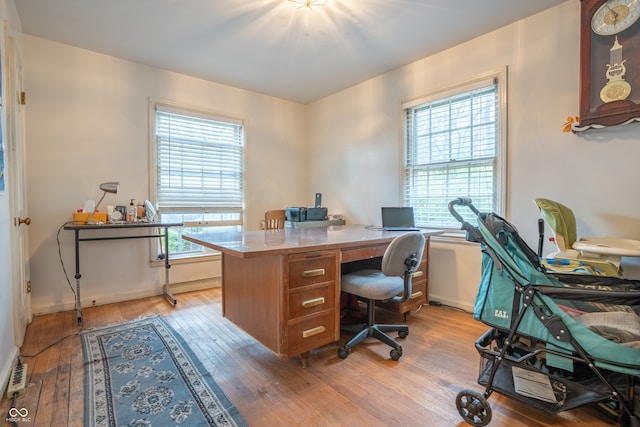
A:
[{"left": 81, "top": 316, "right": 246, "bottom": 426}]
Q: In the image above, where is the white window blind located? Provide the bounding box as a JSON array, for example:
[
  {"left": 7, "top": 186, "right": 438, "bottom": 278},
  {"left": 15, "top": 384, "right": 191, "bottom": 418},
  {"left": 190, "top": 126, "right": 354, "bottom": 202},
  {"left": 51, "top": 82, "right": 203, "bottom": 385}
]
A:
[
  {"left": 155, "top": 106, "right": 244, "bottom": 212},
  {"left": 403, "top": 78, "right": 503, "bottom": 229},
  {"left": 151, "top": 102, "right": 244, "bottom": 259}
]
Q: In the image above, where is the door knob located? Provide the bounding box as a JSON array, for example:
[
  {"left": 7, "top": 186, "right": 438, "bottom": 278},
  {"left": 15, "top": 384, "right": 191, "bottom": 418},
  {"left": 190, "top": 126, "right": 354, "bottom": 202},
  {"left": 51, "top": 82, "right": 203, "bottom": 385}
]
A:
[{"left": 17, "top": 217, "right": 31, "bottom": 226}]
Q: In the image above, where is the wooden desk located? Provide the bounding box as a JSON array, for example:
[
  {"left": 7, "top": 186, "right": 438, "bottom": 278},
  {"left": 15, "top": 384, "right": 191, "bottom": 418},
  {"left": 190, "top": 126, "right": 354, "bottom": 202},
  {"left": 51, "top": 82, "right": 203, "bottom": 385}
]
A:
[{"left": 183, "top": 225, "right": 443, "bottom": 365}]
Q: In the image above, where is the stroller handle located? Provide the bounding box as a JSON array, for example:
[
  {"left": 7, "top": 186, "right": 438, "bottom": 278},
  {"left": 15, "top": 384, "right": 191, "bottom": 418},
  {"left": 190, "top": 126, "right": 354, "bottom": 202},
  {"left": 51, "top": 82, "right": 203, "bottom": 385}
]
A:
[
  {"left": 448, "top": 198, "right": 480, "bottom": 224},
  {"left": 448, "top": 198, "right": 484, "bottom": 243}
]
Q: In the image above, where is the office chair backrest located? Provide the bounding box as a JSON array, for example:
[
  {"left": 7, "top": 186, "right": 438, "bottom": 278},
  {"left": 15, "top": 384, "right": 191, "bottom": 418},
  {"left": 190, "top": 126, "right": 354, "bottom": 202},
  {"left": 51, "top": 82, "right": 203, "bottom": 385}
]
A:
[
  {"left": 534, "top": 198, "right": 577, "bottom": 251},
  {"left": 381, "top": 232, "right": 425, "bottom": 277},
  {"left": 265, "top": 209, "right": 286, "bottom": 230}
]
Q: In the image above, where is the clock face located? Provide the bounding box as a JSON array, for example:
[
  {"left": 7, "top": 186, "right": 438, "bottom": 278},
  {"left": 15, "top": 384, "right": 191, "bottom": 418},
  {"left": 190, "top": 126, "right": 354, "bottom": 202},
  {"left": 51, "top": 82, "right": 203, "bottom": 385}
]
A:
[{"left": 592, "top": 0, "right": 640, "bottom": 35}]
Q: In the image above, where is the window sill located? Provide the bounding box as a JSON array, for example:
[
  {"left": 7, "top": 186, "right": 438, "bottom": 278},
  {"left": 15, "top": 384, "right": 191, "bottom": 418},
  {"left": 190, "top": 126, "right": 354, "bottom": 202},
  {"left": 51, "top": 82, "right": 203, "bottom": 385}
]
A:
[{"left": 431, "top": 230, "right": 479, "bottom": 246}]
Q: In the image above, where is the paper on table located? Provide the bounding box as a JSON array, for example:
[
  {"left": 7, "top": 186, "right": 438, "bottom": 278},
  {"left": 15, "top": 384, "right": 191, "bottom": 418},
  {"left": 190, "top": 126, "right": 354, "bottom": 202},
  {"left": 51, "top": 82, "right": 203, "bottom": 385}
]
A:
[
  {"left": 83, "top": 199, "right": 95, "bottom": 213},
  {"left": 512, "top": 366, "right": 557, "bottom": 403}
]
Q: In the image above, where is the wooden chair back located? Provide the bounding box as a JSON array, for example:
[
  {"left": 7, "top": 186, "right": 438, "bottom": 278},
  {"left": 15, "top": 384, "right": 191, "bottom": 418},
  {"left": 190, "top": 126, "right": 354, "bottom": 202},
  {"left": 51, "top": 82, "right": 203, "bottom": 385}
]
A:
[{"left": 265, "top": 210, "right": 286, "bottom": 230}]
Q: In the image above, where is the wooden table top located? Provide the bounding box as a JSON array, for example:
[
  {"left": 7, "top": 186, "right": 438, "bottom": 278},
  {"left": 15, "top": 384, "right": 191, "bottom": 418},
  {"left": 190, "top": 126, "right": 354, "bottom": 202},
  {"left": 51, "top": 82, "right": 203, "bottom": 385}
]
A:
[{"left": 183, "top": 224, "right": 443, "bottom": 258}]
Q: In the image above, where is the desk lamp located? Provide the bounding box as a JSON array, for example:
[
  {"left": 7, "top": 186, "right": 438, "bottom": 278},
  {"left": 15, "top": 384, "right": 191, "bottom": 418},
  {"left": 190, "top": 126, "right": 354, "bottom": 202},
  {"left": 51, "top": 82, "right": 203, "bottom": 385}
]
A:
[{"left": 87, "top": 181, "right": 119, "bottom": 224}]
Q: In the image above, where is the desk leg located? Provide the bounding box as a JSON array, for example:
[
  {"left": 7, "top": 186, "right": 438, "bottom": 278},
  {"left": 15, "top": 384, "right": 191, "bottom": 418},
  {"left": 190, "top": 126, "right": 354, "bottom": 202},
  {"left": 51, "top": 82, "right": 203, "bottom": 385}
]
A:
[
  {"left": 162, "top": 227, "right": 177, "bottom": 306},
  {"left": 73, "top": 229, "right": 82, "bottom": 325},
  {"left": 300, "top": 351, "right": 310, "bottom": 368}
]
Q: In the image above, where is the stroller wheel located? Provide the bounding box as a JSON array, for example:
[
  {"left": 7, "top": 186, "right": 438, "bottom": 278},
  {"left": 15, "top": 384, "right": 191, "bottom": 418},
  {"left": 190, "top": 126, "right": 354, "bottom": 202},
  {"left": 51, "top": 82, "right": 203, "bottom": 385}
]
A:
[{"left": 456, "top": 389, "right": 492, "bottom": 426}]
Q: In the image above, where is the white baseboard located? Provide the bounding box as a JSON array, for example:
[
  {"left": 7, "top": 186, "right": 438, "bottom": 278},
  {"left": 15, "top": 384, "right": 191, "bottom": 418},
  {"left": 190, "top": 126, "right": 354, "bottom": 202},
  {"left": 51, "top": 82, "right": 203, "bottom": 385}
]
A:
[
  {"left": 427, "top": 293, "right": 474, "bottom": 313},
  {"left": 32, "top": 278, "right": 221, "bottom": 315},
  {"left": 170, "top": 277, "right": 221, "bottom": 294}
]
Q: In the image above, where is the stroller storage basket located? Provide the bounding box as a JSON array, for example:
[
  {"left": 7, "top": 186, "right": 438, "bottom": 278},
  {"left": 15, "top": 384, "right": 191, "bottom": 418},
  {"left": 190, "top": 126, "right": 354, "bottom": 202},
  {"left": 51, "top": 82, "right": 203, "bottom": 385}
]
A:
[
  {"left": 476, "top": 327, "right": 632, "bottom": 415},
  {"left": 448, "top": 198, "right": 640, "bottom": 427}
]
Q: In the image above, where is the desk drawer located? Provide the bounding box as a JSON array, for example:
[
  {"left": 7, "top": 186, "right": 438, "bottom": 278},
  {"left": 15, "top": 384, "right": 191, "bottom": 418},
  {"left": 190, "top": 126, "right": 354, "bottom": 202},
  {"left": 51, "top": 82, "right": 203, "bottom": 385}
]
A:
[
  {"left": 288, "top": 310, "right": 337, "bottom": 356},
  {"left": 289, "top": 253, "right": 337, "bottom": 289},
  {"left": 341, "top": 244, "right": 388, "bottom": 263},
  {"left": 289, "top": 284, "right": 335, "bottom": 319},
  {"left": 377, "top": 263, "right": 428, "bottom": 313},
  {"left": 377, "top": 279, "right": 427, "bottom": 312}
]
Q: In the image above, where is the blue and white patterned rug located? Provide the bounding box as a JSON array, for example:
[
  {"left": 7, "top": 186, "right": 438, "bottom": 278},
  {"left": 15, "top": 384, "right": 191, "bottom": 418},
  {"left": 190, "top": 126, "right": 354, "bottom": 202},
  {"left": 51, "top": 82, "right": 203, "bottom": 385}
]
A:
[{"left": 81, "top": 316, "right": 247, "bottom": 426}]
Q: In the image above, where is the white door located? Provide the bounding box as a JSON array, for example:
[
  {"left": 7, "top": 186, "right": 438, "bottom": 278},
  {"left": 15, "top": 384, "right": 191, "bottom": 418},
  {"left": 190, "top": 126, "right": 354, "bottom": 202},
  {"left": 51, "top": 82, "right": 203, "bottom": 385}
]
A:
[{"left": 5, "top": 23, "right": 31, "bottom": 346}]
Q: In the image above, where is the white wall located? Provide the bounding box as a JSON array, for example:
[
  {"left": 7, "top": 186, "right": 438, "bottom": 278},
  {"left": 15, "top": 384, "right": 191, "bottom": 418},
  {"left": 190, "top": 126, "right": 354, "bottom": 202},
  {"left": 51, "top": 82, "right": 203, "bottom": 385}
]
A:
[
  {"left": 23, "top": 1, "right": 640, "bottom": 315},
  {"left": 23, "top": 36, "right": 309, "bottom": 314},
  {"left": 307, "top": 1, "right": 640, "bottom": 311}
]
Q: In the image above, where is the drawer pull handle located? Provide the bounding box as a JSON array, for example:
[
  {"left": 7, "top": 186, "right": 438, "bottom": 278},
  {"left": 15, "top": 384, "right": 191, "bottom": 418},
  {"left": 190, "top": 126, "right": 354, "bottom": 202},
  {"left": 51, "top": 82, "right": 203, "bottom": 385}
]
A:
[
  {"left": 410, "top": 291, "right": 423, "bottom": 300},
  {"left": 302, "top": 268, "right": 325, "bottom": 278},
  {"left": 412, "top": 270, "right": 424, "bottom": 278},
  {"left": 302, "top": 297, "right": 325, "bottom": 308},
  {"left": 302, "top": 325, "right": 326, "bottom": 338}
]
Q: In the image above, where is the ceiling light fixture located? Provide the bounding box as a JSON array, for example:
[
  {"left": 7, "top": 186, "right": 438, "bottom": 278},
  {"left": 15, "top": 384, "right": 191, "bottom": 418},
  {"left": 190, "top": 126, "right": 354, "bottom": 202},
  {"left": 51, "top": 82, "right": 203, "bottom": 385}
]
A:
[{"left": 288, "top": 0, "right": 327, "bottom": 10}]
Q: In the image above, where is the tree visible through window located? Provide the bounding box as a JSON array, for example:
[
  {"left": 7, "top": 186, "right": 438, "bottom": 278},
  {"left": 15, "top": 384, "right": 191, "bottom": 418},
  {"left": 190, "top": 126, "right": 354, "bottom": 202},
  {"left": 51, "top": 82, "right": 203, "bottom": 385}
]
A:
[
  {"left": 151, "top": 101, "right": 244, "bottom": 258},
  {"left": 403, "top": 74, "right": 506, "bottom": 229}
]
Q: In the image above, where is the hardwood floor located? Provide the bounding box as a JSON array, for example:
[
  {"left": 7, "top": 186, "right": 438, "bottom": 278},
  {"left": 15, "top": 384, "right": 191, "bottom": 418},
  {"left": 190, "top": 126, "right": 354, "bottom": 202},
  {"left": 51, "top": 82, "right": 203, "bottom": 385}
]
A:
[{"left": 1, "top": 287, "right": 619, "bottom": 426}]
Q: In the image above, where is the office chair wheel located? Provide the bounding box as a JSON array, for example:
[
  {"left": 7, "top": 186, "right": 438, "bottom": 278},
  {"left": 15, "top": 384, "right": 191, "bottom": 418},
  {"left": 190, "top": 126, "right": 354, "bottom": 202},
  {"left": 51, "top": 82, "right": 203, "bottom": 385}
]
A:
[
  {"left": 456, "top": 389, "right": 491, "bottom": 426},
  {"left": 337, "top": 347, "right": 350, "bottom": 359},
  {"left": 390, "top": 348, "right": 402, "bottom": 361},
  {"left": 398, "top": 330, "right": 408, "bottom": 339}
]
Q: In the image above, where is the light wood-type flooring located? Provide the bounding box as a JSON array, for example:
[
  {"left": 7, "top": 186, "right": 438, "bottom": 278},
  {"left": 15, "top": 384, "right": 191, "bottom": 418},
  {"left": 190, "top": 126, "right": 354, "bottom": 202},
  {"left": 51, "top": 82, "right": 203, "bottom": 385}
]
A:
[{"left": 1, "top": 287, "right": 619, "bottom": 426}]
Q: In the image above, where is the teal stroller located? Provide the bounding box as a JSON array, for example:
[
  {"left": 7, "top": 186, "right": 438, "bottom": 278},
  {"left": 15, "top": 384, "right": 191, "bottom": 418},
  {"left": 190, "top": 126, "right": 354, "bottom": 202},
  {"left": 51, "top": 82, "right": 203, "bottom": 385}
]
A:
[{"left": 448, "top": 198, "right": 640, "bottom": 426}]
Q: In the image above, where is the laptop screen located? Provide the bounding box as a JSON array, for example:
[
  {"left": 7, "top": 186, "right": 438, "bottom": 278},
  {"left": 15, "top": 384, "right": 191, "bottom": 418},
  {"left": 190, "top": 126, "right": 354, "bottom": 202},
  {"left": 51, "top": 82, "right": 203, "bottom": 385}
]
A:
[{"left": 381, "top": 207, "right": 415, "bottom": 228}]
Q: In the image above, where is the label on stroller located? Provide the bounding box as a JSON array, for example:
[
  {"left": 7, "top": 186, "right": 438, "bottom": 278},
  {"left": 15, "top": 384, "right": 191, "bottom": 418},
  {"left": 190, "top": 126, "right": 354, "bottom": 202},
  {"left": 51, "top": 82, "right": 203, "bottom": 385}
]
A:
[{"left": 512, "top": 367, "right": 557, "bottom": 403}]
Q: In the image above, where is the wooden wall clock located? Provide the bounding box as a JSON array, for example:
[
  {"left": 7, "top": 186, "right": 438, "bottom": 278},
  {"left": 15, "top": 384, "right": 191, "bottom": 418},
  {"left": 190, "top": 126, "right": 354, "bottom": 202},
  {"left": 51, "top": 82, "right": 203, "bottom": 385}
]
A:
[{"left": 578, "top": 0, "right": 640, "bottom": 130}]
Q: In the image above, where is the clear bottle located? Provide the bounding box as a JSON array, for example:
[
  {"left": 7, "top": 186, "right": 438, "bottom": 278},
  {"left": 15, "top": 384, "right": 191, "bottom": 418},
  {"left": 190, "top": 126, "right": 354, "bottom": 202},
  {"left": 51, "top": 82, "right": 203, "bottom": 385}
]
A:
[
  {"left": 136, "top": 201, "right": 145, "bottom": 220},
  {"left": 127, "top": 199, "right": 136, "bottom": 223}
]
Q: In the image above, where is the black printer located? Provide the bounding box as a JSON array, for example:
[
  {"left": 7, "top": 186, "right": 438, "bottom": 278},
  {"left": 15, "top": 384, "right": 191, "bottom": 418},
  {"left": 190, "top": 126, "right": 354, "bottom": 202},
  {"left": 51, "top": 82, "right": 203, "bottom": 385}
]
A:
[
  {"left": 285, "top": 207, "right": 328, "bottom": 221},
  {"left": 286, "top": 193, "right": 328, "bottom": 221},
  {"left": 286, "top": 207, "right": 306, "bottom": 222}
]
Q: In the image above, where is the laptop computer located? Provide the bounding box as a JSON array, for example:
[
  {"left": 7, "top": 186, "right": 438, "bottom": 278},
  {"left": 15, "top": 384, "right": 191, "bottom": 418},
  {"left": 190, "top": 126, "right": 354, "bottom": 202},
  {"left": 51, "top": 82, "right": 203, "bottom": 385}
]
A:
[{"left": 381, "top": 207, "right": 420, "bottom": 231}]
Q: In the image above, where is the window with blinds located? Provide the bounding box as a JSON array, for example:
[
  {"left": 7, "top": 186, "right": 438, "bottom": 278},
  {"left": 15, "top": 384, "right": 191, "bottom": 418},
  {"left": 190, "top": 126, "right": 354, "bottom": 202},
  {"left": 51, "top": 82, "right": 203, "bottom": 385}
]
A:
[
  {"left": 151, "top": 101, "right": 244, "bottom": 258},
  {"left": 403, "top": 73, "right": 506, "bottom": 229}
]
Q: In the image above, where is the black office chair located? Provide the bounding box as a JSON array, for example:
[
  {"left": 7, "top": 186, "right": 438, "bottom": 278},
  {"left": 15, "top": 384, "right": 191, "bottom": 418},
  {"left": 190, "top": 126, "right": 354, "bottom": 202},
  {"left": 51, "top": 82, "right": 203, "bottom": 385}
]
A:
[{"left": 338, "top": 231, "right": 425, "bottom": 361}]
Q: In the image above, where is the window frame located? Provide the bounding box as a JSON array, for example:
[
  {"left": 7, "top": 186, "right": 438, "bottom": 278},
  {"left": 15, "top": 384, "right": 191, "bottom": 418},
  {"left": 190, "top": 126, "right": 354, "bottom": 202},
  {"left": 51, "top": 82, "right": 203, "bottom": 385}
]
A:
[
  {"left": 148, "top": 98, "right": 245, "bottom": 260},
  {"left": 401, "top": 67, "right": 508, "bottom": 231}
]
